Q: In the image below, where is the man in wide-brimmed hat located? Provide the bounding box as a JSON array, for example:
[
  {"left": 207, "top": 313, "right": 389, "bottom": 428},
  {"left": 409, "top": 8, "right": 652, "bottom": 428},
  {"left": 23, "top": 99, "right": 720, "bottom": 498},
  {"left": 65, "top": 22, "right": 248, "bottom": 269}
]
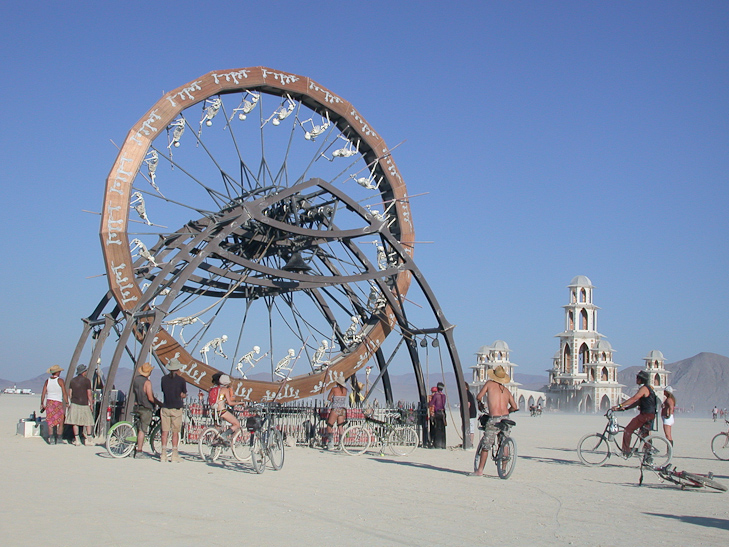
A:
[
  {"left": 132, "top": 362, "right": 162, "bottom": 458},
  {"left": 471, "top": 365, "right": 517, "bottom": 476},
  {"left": 160, "top": 358, "right": 187, "bottom": 463},
  {"left": 66, "top": 364, "right": 95, "bottom": 446}
]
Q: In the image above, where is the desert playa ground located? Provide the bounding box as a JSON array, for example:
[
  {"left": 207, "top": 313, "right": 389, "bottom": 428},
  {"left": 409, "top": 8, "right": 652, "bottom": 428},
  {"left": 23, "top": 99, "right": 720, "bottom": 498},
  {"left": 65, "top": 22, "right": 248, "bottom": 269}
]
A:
[{"left": 1, "top": 395, "right": 727, "bottom": 547}]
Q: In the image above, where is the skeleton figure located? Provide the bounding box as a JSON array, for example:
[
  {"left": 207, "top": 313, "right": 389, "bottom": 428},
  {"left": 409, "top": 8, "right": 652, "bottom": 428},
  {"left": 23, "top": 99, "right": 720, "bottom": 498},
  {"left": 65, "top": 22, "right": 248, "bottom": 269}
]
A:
[
  {"left": 130, "top": 239, "right": 159, "bottom": 268},
  {"left": 300, "top": 111, "right": 330, "bottom": 141},
  {"left": 366, "top": 206, "right": 386, "bottom": 223},
  {"left": 311, "top": 340, "right": 331, "bottom": 372},
  {"left": 367, "top": 282, "right": 387, "bottom": 312},
  {"left": 274, "top": 348, "right": 296, "bottom": 380},
  {"left": 351, "top": 166, "right": 382, "bottom": 190},
  {"left": 167, "top": 118, "right": 185, "bottom": 149},
  {"left": 163, "top": 315, "right": 204, "bottom": 346},
  {"left": 198, "top": 97, "right": 221, "bottom": 134},
  {"left": 200, "top": 335, "right": 228, "bottom": 364},
  {"left": 262, "top": 95, "right": 295, "bottom": 127},
  {"left": 343, "top": 315, "right": 363, "bottom": 347},
  {"left": 322, "top": 135, "right": 359, "bottom": 161},
  {"left": 230, "top": 91, "right": 260, "bottom": 121},
  {"left": 140, "top": 283, "right": 170, "bottom": 308},
  {"left": 236, "top": 345, "right": 267, "bottom": 378},
  {"left": 144, "top": 150, "right": 162, "bottom": 195},
  {"left": 130, "top": 192, "right": 152, "bottom": 225}
]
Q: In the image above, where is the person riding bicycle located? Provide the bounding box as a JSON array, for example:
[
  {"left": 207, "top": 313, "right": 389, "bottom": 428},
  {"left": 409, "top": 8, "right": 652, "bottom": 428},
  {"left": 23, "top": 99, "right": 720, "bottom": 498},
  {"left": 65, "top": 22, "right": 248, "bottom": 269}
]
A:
[
  {"left": 212, "top": 374, "right": 242, "bottom": 438},
  {"left": 611, "top": 369, "right": 657, "bottom": 457},
  {"left": 471, "top": 365, "right": 517, "bottom": 476}
]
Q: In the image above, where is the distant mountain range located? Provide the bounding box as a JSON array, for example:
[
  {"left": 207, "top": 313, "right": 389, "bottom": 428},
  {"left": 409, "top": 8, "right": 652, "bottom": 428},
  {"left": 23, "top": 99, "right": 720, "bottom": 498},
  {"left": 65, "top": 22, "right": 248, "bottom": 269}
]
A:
[{"left": 3, "top": 352, "right": 726, "bottom": 412}]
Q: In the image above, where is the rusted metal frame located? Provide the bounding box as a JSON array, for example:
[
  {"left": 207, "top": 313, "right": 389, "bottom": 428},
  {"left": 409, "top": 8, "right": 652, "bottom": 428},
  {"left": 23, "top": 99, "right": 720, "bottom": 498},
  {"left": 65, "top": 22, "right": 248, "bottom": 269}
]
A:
[{"left": 87, "top": 314, "right": 119, "bottom": 385}]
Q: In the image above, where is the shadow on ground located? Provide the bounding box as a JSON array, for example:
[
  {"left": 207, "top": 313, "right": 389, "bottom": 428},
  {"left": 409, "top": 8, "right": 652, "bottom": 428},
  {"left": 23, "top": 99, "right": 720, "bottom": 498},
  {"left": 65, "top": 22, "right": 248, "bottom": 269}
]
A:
[{"left": 644, "top": 512, "right": 729, "bottom": 531}]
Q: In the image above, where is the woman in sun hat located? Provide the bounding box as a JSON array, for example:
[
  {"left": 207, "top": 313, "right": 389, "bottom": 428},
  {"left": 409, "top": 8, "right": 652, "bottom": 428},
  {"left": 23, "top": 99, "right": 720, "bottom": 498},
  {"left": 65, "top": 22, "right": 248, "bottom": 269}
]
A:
[
  {"left": 41, "top": 365, "right": 68, "bottom": 445},
  {"left": 325, "top": 376, "right": 348, "bottom": 448}
]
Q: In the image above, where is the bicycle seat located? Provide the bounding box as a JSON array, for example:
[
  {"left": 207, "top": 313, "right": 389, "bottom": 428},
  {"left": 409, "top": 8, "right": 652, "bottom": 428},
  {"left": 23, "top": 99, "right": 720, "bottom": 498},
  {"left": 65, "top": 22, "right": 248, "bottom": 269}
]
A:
[{"left": 496, "top": 419, "right": 516, "bottom": 430}]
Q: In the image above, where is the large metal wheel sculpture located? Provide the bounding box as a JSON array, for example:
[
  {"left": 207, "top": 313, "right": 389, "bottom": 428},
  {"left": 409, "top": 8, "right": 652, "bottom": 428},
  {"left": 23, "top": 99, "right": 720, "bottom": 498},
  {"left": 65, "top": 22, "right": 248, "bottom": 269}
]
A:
[{"left": 67, "top": 67, "right": 467, "bottom": 443}]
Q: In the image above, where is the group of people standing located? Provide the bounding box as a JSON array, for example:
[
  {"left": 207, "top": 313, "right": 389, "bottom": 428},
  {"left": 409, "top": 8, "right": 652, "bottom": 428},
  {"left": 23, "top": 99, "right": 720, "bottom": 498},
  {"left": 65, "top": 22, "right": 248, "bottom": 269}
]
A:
[{"left": 40, "top": 364, "right": 94, "bottom": 445}]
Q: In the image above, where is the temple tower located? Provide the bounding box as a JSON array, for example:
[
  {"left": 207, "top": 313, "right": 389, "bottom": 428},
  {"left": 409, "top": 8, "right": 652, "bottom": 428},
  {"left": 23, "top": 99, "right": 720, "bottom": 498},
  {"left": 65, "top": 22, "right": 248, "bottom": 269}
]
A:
[
  {"left": 643, "top": 350, "right": 670, "bottom": 401},
  {"left": 546, "top": 276, "right": 623, "bottom": 412},
  {"left": 470, "top": 340, "right": 520, "bottom": 398}
]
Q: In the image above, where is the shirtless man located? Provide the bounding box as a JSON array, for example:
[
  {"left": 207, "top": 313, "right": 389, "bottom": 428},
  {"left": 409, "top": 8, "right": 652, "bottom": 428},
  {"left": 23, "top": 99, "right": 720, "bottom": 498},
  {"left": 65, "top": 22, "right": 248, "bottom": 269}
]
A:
[{"left": 471, "top": 365, "right": 517, "bottom": 476}]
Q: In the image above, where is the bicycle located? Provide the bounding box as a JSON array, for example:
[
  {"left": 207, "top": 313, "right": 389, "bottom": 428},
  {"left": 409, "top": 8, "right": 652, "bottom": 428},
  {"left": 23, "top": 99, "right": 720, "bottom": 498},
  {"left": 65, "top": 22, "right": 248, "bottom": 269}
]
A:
[
  {"left": 198, "top": 409, "right": 251, "bottom": 463},
  {"left": 246, "top": 403, "right": 285, "bottom": 473},
  {"left": 303, "top": 407, "right": 346, "bottom": 450},
  {"left": 339, "top": 408, "right": 418, "bottom": 456},
  {"left": 639, "top": 462, "right": 727, "bottom": 492},
  {"left": 106, "top": 409, "right": 162, "bottom": 458},
  {"left": 711, "top": 419, "right": 729, "bottom": 460},
  {"left": 577, "top": 409, "right": 672, "bottom": 467},
  {"left": 473, "top": 412, "right": 517, "bottom": 479}
]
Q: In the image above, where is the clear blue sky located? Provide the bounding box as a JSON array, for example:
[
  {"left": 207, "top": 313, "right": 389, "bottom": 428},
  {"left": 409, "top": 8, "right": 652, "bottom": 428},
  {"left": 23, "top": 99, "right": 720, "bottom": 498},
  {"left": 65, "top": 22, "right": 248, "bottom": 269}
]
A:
[{"left": 1, "top": 1, "right": 727, "bottom": 381}]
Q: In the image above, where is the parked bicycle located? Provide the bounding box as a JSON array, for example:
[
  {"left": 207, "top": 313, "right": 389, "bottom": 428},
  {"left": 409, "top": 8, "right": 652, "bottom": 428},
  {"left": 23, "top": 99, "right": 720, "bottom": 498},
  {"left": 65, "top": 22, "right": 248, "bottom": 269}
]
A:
[
  {"left": 640, "top": 461, "right": 727, "bottom": 492},
  {"left": 198, "top": 409, "right": 251, "bottom": 463},
  {"left": 246, "top": 403, "right": 285, "bottom": 473},
  {"left": 711, "top": 419, "right": 729, "bottom": 460},
  {"left": 577, "top": 409, "right": 672, "bottom": 467},
  {"left": 303, "top": 407, "right": 346, "bottom": 450},
  {"left": 339, "top": 408, "right": 418, "bottom": 456},
  {"left": 473, "top": 412, "right": 517, "bottom": 479},
  {"left": 106, "top": 409, "right": 162, "bottom": 458}
]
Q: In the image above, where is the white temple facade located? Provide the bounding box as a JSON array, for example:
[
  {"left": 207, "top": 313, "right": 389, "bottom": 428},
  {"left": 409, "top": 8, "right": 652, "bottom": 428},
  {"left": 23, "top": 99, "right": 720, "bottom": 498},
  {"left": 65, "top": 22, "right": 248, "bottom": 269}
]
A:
[
  {"left": 545, "top": 275, "right": 624, "bottom": 412},
  {"left": 469, "top": 340, "right": 545, "bottom": 410},
  {"left": 643, "top": 349, "right": 670, "bottom": 401}
]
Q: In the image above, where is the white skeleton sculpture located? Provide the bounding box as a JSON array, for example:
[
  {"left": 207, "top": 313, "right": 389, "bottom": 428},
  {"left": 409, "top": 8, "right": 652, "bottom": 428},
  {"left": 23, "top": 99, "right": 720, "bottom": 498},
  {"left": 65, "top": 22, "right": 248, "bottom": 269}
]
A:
[
  {"left": 167, "top": 118, "right": 185, "bottom": 149},
  {"left": 311, "top": 340, "right": 331, "bottom": 372},
  {"left": 130, "top": 239, "right": 159, "bottom": 268},
  {"left": 200, "top": 335, "right": 228, "bottom": 364},
  {"left": 351, "top": 166, "right": 382, "bottom": 190},
  {"left": 367, "top": 206, "right": 386, "bottom": 223},
  {"left": 235, "top": 345, "right": 267, "bottom": 378},
  {"left": 274, "top": 348, "right": 296, "bottom": 380},
  {"left": 163, "top": 315, "right": 204, "bottom": 346},
  {"left": 199, "top": 97, "right": 222, "bottom": 134},
  {"left": 262, "top": 95, "right": 295, "bottom": 127},
  {"left": 367, "top": 283, "right": 387, "bottom": 312},
  {"left": 140, "top": 282, "right": 170, "bottom": 308},
  {"left": 323, "top": 135, "right": 359, "bottom": 161},
  {"left": 230, "top": 91, "right": 260, "bottom": 121},
  {"left": 144, "top": 150, "right": 162, "bottom": 194},
  {"left": 130, "top": 192, "right": 152, "bottom": 225},
  {"left": 300, "top": 112, "right": 330, "bottom": 141},
  {"left": 343, "top": 315, "right": 363, "bottom": 346}
]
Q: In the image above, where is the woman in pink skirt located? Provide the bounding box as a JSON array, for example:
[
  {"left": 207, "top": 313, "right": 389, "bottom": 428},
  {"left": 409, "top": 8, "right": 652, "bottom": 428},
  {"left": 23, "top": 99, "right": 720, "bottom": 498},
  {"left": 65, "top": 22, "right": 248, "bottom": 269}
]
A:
[{"left": 41, "top": 365, "right": 68, "bottom": 444}]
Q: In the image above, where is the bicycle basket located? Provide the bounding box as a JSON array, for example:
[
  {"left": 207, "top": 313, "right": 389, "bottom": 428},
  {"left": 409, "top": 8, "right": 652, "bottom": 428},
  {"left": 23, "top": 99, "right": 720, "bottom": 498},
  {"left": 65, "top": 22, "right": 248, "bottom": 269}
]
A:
[
  {"left": 246, "top": 416, "right": 262, "bottom": 432},
  {"left": 607, "top": 418, "right": 619, "bottom": 435}
]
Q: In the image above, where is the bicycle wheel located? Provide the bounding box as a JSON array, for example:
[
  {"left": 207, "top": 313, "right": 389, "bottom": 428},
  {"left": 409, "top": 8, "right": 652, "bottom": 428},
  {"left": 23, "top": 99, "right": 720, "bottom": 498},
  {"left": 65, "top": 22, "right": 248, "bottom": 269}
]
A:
[
  {"left": 496, "top": 437, "right": 517, "bottom": 479},
  {"left": 474, "top": 437, "right": 484, "bottom": 473},
  {"left": 267, "top": 429, "right": 285, "bottom": 471},
  {"left": 682, "top": 471, "right": 728, "bottom": 492},
  {"left": 387, "top": 427, "right": 418, "bottom": 456},
  {"left": 148, "top": 422, "right": 162, "bottom": 457},
  {"left": 642, "top": 434, "right": 672, "bottom": 468},
  {"left": 231, "top": 429, "right": 252, "bottom": 462},
  {"left": 198, "top": 427, "right": 223, "bottom": 462},
  {"left": 340, "top": 425, "right": 372, "bottom": 456},
  {"left": 711, "top": 433, "right": 729, "bottom": 460},
  {"left": 577, "top": 433, "right": 611, "bottom": 466},
  {"left": 106, "top": 421, "right": 137, "bottom": 458},
  {"left": 250, "top": 434, "right": 266, "bottom": 474}
]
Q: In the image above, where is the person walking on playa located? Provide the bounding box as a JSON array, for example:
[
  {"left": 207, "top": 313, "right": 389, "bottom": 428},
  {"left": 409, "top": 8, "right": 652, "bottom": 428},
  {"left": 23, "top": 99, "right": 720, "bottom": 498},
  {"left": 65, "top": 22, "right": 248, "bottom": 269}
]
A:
[
  {"left": 611, "top": 370, "right": 657, "bottom": 456},
  {"left": 471, "top": 365, "right": 517, "bottom": 476},
  {"left": 160, "top": 358, "right": 187, "bottom": 463},
  {"left": 465, "top": 381, "right": 477, "bottom": 448},
  {"left": 661, "top": 386, "right": 676, "bottom": 446},
  {"left": 325, "top": 377, "right": 348, "bottom": 449},
  {"left": 66, "top": 364, "right": 95, "bottom": 446},
  {"left": 132, "top": 362, "right": 161, "bottom": 458},
  {"left": 712, "top": 406, "right": 719, "bottom": 422},
  {"left": 41, "top": 365, "right": 68, "bottom": 445},
  {"left": 429, "top": 382, "right": 447, "bottom": 449}
]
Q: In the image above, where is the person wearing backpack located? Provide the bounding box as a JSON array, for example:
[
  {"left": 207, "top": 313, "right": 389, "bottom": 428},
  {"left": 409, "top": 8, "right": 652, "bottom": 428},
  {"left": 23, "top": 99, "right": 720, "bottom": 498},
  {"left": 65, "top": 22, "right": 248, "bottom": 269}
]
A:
[{"left": 611, "top": 370, "right": 657, "bottom": 456}]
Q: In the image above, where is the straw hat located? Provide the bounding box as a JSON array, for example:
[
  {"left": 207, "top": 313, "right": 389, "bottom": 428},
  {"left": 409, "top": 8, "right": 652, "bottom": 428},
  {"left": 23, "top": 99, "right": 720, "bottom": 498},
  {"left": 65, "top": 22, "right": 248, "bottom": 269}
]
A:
[
  {"left": 47, "top": 365, "right": 63, "bottom": 375},
  {"left": 137, "top": 362, "right": 154, "bottom": 377},
  {"left": 166, "top": 358, "right": 183, "bottom": 371},
  {"left": 219, "top": 374, "right": 232, "bottom": 386},
  {"left": 487, "top": 365, "right": 511, "bottom": 385},
  {"left": 334, "top": 377, "right": 347, "bottom": 388}
]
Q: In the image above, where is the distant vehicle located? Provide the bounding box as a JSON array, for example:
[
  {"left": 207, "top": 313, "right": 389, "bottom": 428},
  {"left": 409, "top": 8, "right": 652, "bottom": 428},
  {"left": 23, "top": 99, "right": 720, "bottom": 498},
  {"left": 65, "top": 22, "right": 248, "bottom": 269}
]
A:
[{"left": 3, "top": 386, "right": 34, "bottom": 395}]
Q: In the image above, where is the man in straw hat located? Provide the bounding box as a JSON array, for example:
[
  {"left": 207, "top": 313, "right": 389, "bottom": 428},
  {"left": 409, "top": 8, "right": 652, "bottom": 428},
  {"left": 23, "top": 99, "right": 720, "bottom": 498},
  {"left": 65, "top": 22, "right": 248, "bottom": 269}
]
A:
[
  {"left": 41, "top": 365, "right": 68, "bottom": 445},
  {"left": 66, "top": 364, "right": 95, "bottom": 446},
  {"left": 132, "top": 362, "right": 162, "bottom": 458},
  {"left": 160, "top": 358, "right": 187, "bottom": 462},
  {"left": 471, "top": 365, "right": 517, "bottom": 476}
]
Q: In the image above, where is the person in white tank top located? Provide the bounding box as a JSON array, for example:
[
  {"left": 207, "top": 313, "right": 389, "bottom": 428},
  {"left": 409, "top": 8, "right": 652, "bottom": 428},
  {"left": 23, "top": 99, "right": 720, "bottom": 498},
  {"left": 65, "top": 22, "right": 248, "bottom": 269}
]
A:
[{"left": 41, "top": 365, "right": 68, "bottom": 445}]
